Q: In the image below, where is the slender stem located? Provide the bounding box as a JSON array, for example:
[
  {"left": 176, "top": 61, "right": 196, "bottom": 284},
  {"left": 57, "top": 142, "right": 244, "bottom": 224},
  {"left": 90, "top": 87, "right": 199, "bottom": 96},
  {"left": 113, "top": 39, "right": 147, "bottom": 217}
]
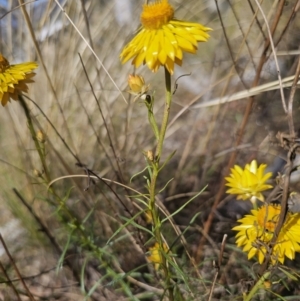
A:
[
  {"left": 18, "top": 95, "right": 51, "bottom": 182},
  {"left": 287, "top": 56, "right": 300, "bottom": 137},
  {"left": 148, "top": 67, "right": 174, "bottom": 301},
  {"left": 0, "top": 234, "right": 36, "bottom": 301},
  {"left": 155, "top": 68, "right": 172, "bottom": 161},
  {"left": 146, "top": 97, "right": 160, "bottom": 141},
  {"left": 18, "top": 96, "right": 125, "bottom": 299},
  {"left": 18, "top": 96, "right": 79, "bottom": 221}
]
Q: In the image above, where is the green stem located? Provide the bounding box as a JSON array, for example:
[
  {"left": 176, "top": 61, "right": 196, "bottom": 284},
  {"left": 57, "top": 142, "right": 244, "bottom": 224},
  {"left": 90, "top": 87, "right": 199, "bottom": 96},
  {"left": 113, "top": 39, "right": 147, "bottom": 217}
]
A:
[
  {"left": 18, "top": 95, "right": 51, "bottom": 182},
  {"left": 244, "top": 271, "right": 270, "bottom": 301},
  {"left": 148, "top": 67, "right": 174, "bottom": 301},
  {"left": 147, "top": 101, "right": 160, "bottom": 141},
  {"left": 155, "top": 68, "right": 172, "bottom": 161}
]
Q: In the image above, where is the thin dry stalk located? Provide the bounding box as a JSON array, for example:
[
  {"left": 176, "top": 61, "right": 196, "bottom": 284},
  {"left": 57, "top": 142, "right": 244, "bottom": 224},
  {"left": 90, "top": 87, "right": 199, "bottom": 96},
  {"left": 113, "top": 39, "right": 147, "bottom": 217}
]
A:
[
  {"left": 254, "top": 0, "right": 286, "bottom": 112},
  {"left": 287, "top": 56, "right": 300, "bottom": 136},
  {"left": 78, "top": 54, "right": 125, "bottom": 184},
  {"left": 207, "top": 234, "right": 227, "bottom": 301},
  {"left": 0, "top": 260, "right": 22, "bottom": 301},
  {"left": 18, "top": 0, "right": 77, "bottom": 155},
  {"left": 52, "top": 0, "right": 127, "bottom": 103},
  {"left": 0, "top": 234, "right": 36, "bottom": 301},
  {"left": 12, "top": 188, "right": 86, "bottom": 288}
]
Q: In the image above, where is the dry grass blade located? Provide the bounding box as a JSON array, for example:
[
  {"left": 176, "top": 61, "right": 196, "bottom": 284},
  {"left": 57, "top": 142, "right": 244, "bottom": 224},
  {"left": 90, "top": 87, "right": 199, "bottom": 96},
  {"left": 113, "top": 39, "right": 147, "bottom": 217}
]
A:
[
  {"left": 0, "top": 0, "right": 300, "bottom": 300},
  {"left": 192, "top": 75, "right": 300, "bottom": 109}
]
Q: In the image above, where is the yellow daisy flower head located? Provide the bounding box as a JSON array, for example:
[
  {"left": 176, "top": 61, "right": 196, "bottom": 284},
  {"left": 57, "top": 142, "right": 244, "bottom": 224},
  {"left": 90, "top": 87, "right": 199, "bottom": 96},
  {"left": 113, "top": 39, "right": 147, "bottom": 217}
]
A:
[
  {"left": 233, "top": 204, "right": 300, "bottom": 265},
  {"left": 120, "top": 0, "right": 211, "bottom": 74},
  {"left": 0, "top": 53, "right": 38, "bottom": 106},
  {"left": 225, "top": 160, "right": 273, "bottom": 202},
  {"left": 147, "top": 242, "right": 168, "bottom": 270}
]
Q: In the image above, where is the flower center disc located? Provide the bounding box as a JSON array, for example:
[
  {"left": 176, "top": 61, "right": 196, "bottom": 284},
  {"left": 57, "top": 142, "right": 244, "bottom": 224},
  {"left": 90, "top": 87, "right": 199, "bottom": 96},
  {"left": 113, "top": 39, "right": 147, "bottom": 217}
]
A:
[{"left": 141, "top": 0, "right": 174, "bottom": 30}]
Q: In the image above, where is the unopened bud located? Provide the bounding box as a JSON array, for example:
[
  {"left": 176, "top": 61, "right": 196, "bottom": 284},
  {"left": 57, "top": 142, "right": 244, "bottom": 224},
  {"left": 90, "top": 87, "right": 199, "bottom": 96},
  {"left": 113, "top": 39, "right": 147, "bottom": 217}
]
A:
[
  {"left": 144, "top": 210, "right": 153, "bottom": 224},
  {"left": 127, "top": 74, "right": 150, "bottom": 101},
  {"left": 36, "top": 130, "right": 46, "bottom": 143},
  {"left": 128, "top": 74, "right": 145, "bottom": 93},
  {"left": 146, "top": 150, "right": 154, "bottom": 162},
  {"left": 33, "top": 168, "right": 43, "bottom": 178}
]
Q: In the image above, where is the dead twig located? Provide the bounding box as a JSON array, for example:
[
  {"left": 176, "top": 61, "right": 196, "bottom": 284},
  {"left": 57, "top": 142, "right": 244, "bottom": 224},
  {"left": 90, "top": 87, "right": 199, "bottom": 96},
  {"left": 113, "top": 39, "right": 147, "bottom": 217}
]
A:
[
  {"left": 0, "top": 260, "right": 22, "bottom": 301},
  {"left": 287, "top": 55, "right": 300, "bottom": 136},
  {"left": 207, "top": 234, "right": 227, "bottom": 301},
  {"left": 0, "top": 234, "right": 36, "bottom": 301}
]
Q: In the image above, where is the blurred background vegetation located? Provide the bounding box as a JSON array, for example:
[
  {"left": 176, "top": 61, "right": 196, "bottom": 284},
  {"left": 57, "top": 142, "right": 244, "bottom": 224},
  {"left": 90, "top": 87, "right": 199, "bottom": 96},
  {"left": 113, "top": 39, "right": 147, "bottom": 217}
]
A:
[{"left": 0, "top": 0, "right": 300, "bottom": 300}]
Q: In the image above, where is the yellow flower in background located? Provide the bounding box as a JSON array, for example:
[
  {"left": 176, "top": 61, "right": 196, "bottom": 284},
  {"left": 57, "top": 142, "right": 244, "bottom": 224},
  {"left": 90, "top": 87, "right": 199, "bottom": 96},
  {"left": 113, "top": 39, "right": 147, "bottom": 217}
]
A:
[
  {"left": 120, "top": 0, "right": 211, "bottom": 74},
  {"left": 147, "top": 242, "right": 168, "bottom": 270},
  {"left": 0, "top": 54, "right": 38, "bottom": 106},
  {"left": 225, "top": 160, "right": 273, "bottom": 202},
  {"left": 233, "top": 204, "right": 300, "bottom": 264}
]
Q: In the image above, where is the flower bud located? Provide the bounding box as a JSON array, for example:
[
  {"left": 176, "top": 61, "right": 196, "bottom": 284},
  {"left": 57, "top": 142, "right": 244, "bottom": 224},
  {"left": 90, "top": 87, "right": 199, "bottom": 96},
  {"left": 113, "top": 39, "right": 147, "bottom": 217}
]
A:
[
  {"left": 144, "top": 210, "right": 153, "bottom": 224},
  {"left": 127, "top": 74, "right": 150, "bottom": 101},
  {"left": 128, "top": 74, "right": 146, "bottom": 93},
  {"left": 33, "top": 168, "right": 43, "bottom": 178},
  {"left": 146, "top": 150, "right": 154, "bottom": 162},
  {"left": 36, "top": 130, "right": 46, "bottom": 143}
]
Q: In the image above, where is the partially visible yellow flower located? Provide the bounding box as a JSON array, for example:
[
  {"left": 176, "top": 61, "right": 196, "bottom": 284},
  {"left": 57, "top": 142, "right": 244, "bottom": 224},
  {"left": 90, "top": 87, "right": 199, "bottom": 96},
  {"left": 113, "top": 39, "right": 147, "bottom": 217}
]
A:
[
  {"left": 233, "top": 204, "right": 300, "bottom": 264},
  {"left": 0, "top": 53, "right": 38, "bottom": 106},
  {"left": 225, "top": 160, "right": 273, "bottom": 202},
  {"left": 120, "top": 0, "right": 211, "bottom": 74},
  {"left": 147, "top": 242, "right": 168, "bottom": 270},
  {"left": 127, "top": 74, "right": 150, "bottom": 101}
]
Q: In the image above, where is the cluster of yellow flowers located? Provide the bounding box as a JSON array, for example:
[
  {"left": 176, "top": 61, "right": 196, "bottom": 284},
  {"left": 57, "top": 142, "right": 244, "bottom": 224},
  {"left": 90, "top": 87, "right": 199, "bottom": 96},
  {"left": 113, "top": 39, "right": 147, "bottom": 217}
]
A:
[{"left": 225, "top": 160, "right": 300, "bottom": 265}]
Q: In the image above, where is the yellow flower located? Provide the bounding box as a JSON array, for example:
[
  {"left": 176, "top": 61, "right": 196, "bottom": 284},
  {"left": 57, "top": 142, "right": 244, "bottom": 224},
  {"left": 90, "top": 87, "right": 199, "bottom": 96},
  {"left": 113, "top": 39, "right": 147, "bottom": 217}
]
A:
[
  {"left": 147, "top": 242, "right": 168, "bottom": 270},
  {"left": 225, "top": 160, "right": 273, "bottom": 202},
  {"left": 0, "top": 53, "right": 38, "bottom": 106},
  {"left": 233, "top": 204, "right": 300, "bottom": 264},
  {"left": 120, "top": 0, "right": 211, "bottom": 74}
]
